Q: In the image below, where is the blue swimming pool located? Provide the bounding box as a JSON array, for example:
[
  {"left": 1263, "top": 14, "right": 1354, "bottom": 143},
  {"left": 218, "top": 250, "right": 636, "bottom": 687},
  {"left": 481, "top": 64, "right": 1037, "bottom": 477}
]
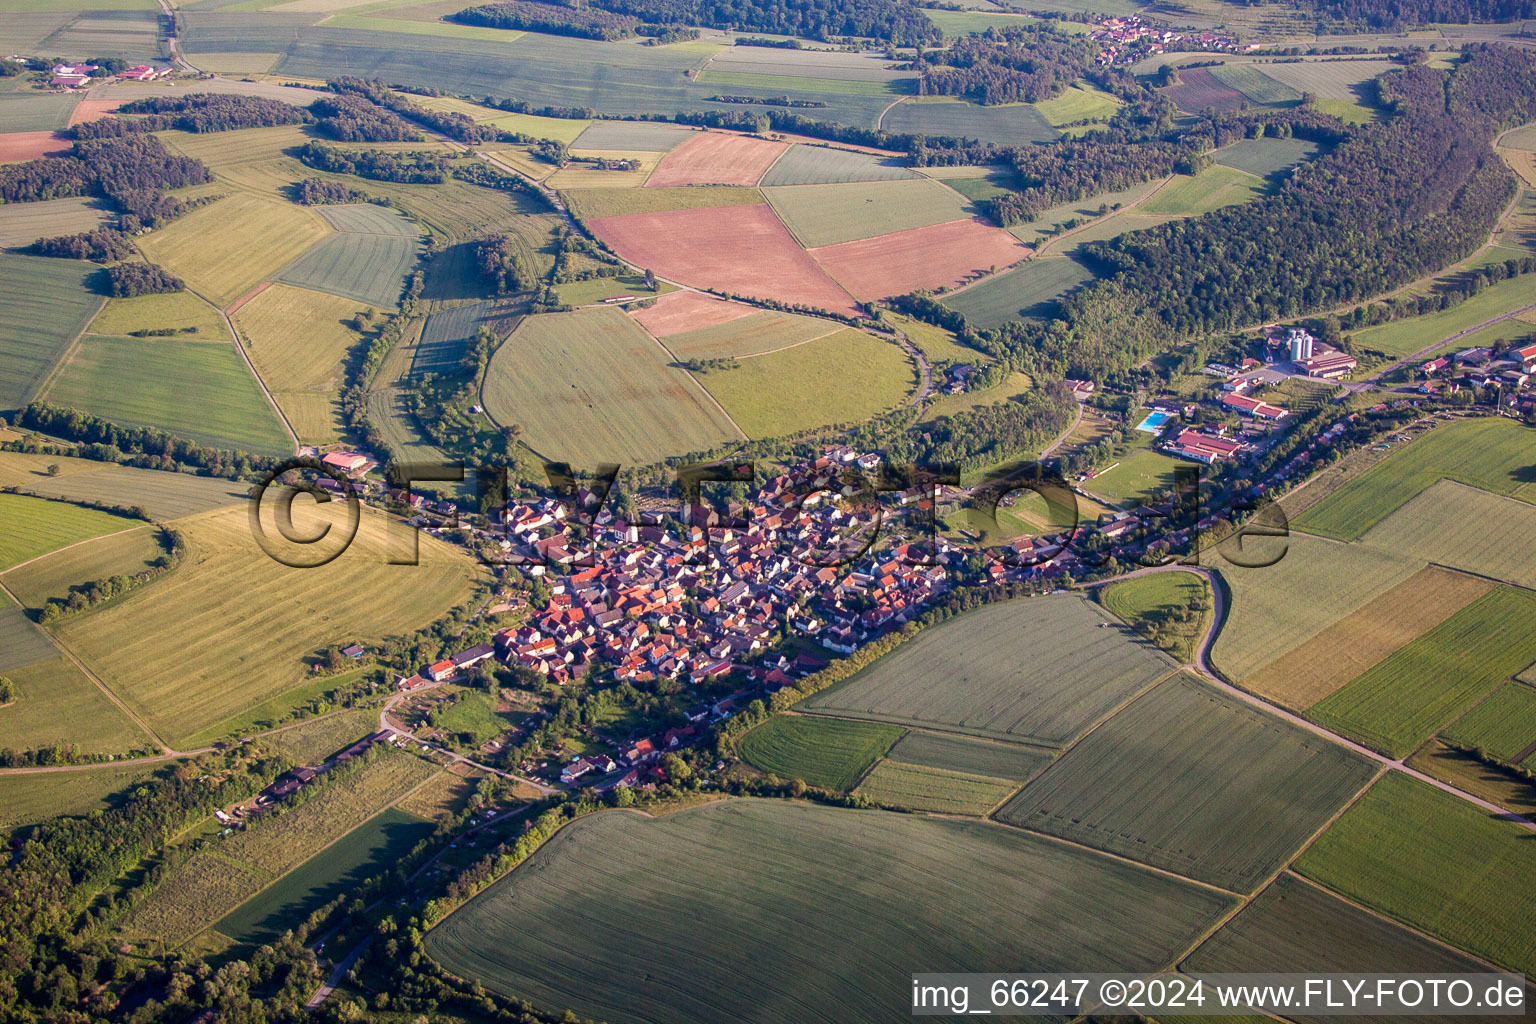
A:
[{"left": 1137, "top": 411, "right": 1170, "bottom": 433}]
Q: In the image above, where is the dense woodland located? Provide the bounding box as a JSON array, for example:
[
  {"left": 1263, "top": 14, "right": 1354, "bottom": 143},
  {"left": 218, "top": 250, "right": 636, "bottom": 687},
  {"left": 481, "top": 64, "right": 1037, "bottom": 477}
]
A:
[
  {"left": 292, "top": 176, "right": 372, "bottom": 205},
  {"left": 1284, "top": 0, "right": 1536, "bottom": 26},
  {"left": 452, "top": 0, "right": 641, "bottom": 40},
  {"left": 30, "top": 228, "right": 134, "bottom": 262},
  {"left": 536, "top": 0, "right": 943, "bottom": 43},
  {"left": 297, "top": 141, "right": 448, "bottom": 183},
  {"left": 477, "top": 233, "right": 541, "bottom": 294},
  {"left": 70, "top": 94, "right": 311, "bottom": 139},
  {"left": 912, "top": 25, "right": 1100, "bottom": 105},
  {"left": 329, "top": 77, "right": 508, "bottom": 146},
  {"left": 105, "top": 261, "right": 184, "bottom": 297},
  {"left": 309, "top": 93, "right": 423, "bottom": 142}
]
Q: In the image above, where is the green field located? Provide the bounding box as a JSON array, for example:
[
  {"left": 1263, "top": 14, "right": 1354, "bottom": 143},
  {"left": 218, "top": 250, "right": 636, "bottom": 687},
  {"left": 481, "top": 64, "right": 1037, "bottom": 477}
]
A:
[
  {"left": 737, "top": 715, "right": 904, "bottom": 791},
  {"left": 0, "top": 603, "right": 62, "bottom": 673},
  {"left": 482, "top": 308, "right": 741, "bottom": 466},
  {"left": 1346, "top": 271, "right": 1536, "bottom": 358},
  {"left": 0, "top": 762, "right": 162, "bottom": 831},
  {"left": 1211, "top": 531, "right": 1421, "bottom": 681},
  {"left": 882, "top": 97, "right": 1059, "bottom": 147},
  {"left": 995, "top": 179, "right": 1167, "bottom": 245},
  {"left": 2, "top": 526, "right": 166, "bottom": 612},
  {"left": 1209, "top": 63, "right": 1304, "bottom": 105},
  {"left": 765, "top": 178, "right": 973, "bottom": 248},
  {"left": 1138, "top": 164, "right": 1267, "bottom": 216},
  {"left": 218, "top": 807, "right": 435, "bottom": 944},
  {"left": 659, "top": 310, "right": 838, "bottom": 361},
  {"left": 571, "top": 121, "right": 697, "bottom": 151},
  {"left": 694, "top": 70, "right": 907, "bottom": 98},
  {"left": 554, "top": 274, "right": 668, "bottom": 306},
  {"left": 1256, "top": 58, "right": 1396, "bottom": 100},
  {"left": 88, "top": 290, "right": 231, "bottom": 341},
  {"left": 801, "top": 595, "right": 1177, "bottom": 748},
  {"left": 1357, "top": 479, "right": 1536, "bottom": 588},
  {"left": 884, "top": 312, "right": 983, "bottom": 365},
  {"left": 0, "top": 254, "right": 105, "bottom": 410},
  {"left": 942, "top": 255, "right": 1096, "bottom": 329},
  {"left": 431, "top": 690, "right": 520, "bottom": 748},
  {"left": 562, "top": 185, "right": 760, "bottom": 220},
  {"left": 1292, "top": 417, "right": 1536, "bottom": 540},
  {"left": 51, "top": 504, "right": 481, "bottom": 746},
  {"left": 884, "top": 729, "right": 1050, "bottom": 781},
  {"left": 999, "top": 675, "right": 1377, "bottom": 892},
  {"left": 1296, "top": 772, "right": 1536, "bottom": 977},
  {"left": 1310, "top": 586, "right": 1536, "bottom": 758},
  {"left": 0, "top": 492, "right": 144, "bottom": 572},
  {"left": 919, "top": 8, "right": 1067, "bottom": 36},
  {"left": 1442, "top": 682, "right": 1536, "bottom": 764},
  {"left": 1083, "top": 448, "right": 1187, "bottom": 504},
  {"left": 273, "top": 230, "right": 421, "bottom": 308},
  {"left": 1033, "top": 84, "right": 1122, "bottom": 126},
  {"left": 758, "top": 144, "right": 920, "bottom": 186},
  {"left": 417, "top": 96, "right": 591, "bottom": 143},
  {"left": 40, "top": 336, "right": 292, "bottom": 456},
  {"left": 694, "top": 328, "right": 912, "bottom": 438},
  {"left": 1100, "top": 570, "right": 1211, "bottom": 662},
  {"left": 1212, "top": 136, "right": 1320, "bottom": 178},
  {"left": 853, "top": 760, "right": 1018, "bottom": 814},
  {"left": 0, "top": 91, "right": 79, "bottom": 133},
  {"left": 0, "top": 656, "right": 150, "bottom": 757},
  {"left": 426, "top": 800, "right": 1235, "bottom": 1024}
]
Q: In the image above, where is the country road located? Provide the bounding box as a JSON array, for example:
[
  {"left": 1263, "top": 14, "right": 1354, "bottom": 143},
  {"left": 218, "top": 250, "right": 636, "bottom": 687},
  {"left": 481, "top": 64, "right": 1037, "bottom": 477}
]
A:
[{"left": 1366, "top": 301, "right": 1536, "bottom": 383}]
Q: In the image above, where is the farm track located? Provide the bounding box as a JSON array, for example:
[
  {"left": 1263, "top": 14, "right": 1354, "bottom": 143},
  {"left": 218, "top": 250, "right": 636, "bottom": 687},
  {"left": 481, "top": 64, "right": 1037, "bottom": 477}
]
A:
[{"left": 1365, "top": 300, "right": 1536, "bottom": 383}]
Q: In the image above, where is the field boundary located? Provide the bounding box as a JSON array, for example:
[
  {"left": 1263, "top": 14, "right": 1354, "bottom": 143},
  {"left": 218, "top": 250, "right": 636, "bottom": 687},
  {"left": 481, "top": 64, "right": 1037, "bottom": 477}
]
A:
[
  {"left": 640, "top": 314, "right": 751, "bottom": 439},
  {"left": 27, "top": 292, "right": 109, "bottom": 408}
]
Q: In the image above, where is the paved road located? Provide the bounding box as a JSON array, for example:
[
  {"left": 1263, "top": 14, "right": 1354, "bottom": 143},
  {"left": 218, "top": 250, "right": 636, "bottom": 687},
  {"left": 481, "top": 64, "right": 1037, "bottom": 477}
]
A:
[
  {"left": 1366, "top": 301, "right": 1536, "bottom": 383},
  {"left": 379, "top": 683, "right": 556, "bottom": 796}
]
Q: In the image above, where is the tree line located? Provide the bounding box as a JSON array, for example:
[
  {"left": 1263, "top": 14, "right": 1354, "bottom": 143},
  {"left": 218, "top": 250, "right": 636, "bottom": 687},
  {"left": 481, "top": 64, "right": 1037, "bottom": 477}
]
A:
[
  {"left": 911, "top": 24, "right": 1099, "bottom": 105},
  {"left": 452, "top": 0, "right": 642, "bottom": 41},
  {"left": 310, "top": 92, "right": 424, "bottom": 142},
  {"left": 297, "top": 140, "right": 448, "bottom": 183},
  {"left": 69, "top": 93, "right": 311, "bottom": 139}
]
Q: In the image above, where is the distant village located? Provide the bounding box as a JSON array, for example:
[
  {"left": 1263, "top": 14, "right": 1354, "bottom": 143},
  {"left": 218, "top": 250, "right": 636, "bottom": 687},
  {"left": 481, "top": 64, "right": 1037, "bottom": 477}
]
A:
[{"left": 1087, "top": 16, "right": 1239, "bottom": 66}]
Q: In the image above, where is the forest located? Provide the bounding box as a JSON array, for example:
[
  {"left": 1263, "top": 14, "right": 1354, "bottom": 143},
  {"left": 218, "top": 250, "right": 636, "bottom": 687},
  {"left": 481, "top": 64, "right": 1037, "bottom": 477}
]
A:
[
  {"left": 69, "top": 94, "right": 311, "bottom": 139},
  {"left": 477, "top": 233, "right": 541, "bottom": 294},
  {"left": 587, "top": 0, "right": 940, "bottom": 43},
  {"left": 30, "top": 227, "right": 134, "bottom": 262},
  {"left": 297, "top": 141, "right": 449, "bottom": 183},
  {"left": 309, "top": 94, "right": 423, "bottom": 142},
  {"left": 1285, "top": 0, "right": 1535, "bottom": 26},
  {"left": 912, "top": 25, "right": 1099, "bottom": 105},
  {"left": 452, "top": 0, "right": 641, "bottom": 40},
  {"left": 105, "top": 261, "right": 184, "bottom": 297}
]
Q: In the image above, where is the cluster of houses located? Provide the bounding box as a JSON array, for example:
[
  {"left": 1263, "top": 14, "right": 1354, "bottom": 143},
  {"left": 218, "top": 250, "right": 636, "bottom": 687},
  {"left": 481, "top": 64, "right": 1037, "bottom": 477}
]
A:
[
  {"left": 48, "top": 62, "right": 165, "bottom": 89},
  {"left": 1088, "top": 17, "right": 1237, "bottom": 65},
  {"left": 1418, "top": 341, "right": 1536, "bottom": 414}
]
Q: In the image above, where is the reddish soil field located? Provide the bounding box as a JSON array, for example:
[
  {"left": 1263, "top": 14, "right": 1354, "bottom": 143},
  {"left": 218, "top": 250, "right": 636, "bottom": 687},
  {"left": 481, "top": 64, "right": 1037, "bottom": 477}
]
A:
[
  {"left": 628, "top": 290, "right": 756, "bottom": 337},
  {"left": 0, "top": 131, "right": 71, "bottom": 163},
  {"left": 588, "top": 204, "right": 861, "bottom": 316},
  {"left": 810, "top": 218, "right": 1029, "bottom": 301},
  {"left": 68, "top": 98, "right": 126, "bottom": 126},
  {"left": 1158, "top": 68, "right": 1246, "bottom": 114},
  {"left": 645, "top": 131, "right": 789, "bottom": 188}
]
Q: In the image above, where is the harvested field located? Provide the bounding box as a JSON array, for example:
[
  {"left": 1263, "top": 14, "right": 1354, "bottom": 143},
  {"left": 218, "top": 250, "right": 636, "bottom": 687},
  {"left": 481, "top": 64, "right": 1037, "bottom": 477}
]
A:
[
  {"left": 0, "top": 655, "right": 150, "bottom": 757},
  {"left": 273, "top": 228, "right": 421, "bottom": 308},
  {"left": 0, "top": 195, "right": 112, "bottom": 248},
  {"left": 51, "top": 504, "right": 481, "bottom": 746},
  {"left": 482, "top": 308, "right": 741, "bottom": 466},
  {"left": 1242, "top": 565, "right": 1494, "bottom": 709},
  {"left": 1139, "top": 164, "right": 1267, "bottom": 216},
  {"left": 854, "top": 760, "right": 1018, "bottom": 815},
  {"left": 6, "top": 462, "right": 248, "bottom": 521},
  {"left": 1257, "top": 58, "right": 1396, "bottom": 100},
  {"left": 758, "top": 144, "right": 919, "bottom": 186},
  {"left": 801, "top": 595, "right": 1177, "bottom": 748},
  {"left": 882, "top": 96, "right": 1058, "bottom": 146},
  {"left": 1296, "top": 772, "right": 1536, "bottom": 977},
  {"left": 562, "top": 185, "right": 759, "bottom": 221},
  {"left": 1310, "top": 586, "right": 1536, "bottom": 757},
  {"left": 0, "top": 761, "right": 160, "bottom": 831},
  {"left": 660, "top": 309, "right": 839, "bottom": 361},
  {"left": 587, "top": 204, "right": 860, "bottom": 316},
  {"left": 942, "top": 255, "right": 1094, "bottom": 329},
  {"left": 1293, "top": 417, "right": 1536, "bottom": 540},
  {"left": 547, "top": 150, "right": 662, "bottom": 190},
  {"left": 1160, "top": 67, "right": 1246, "bottom": 113},
  {"left": 645, "top": 131, "right": 788, "bottom": 188},
  {"left": 0, "top": 492, "right": 143, "bottom": 572},
  {"left": 0, "top": 605, "right": 59, "bottom": 674},
  {"left": 89, "top": 290, "right": 230, "bottom": 341},
  {"left": 67, "top": 97, "right": 126, "bottom": 126},
  {"left": 1209, "top": 62, "right": 1303, "bottom": 105},
  {"left": 1442, "top": 682, "right": 1536, "bottom": 765},
  {"left": 312, "top": 202, "right": 420, "bottom": 236},
  {"left": 0, "top": 130, "right": 70, "bottom": 163},
  {"left": 425, "top": 800, "right": 1235, "bottom": 1024},
  {"left": 1211, "top": 532, "right": 1421, "bottom": 682},
  {"left": 1358, "top": 480, "right": 1536, "bottom": 588},
  {"left": 570, "top": 120, "right": 695, "bottom": 151},
  {"left": 694, "top": 328, "right": 912, "bottom": 437},
  {"left": 737, "top": 715, "right": 904, "bottom": 791},
  {"left": 885, "top": 729, "right": 1049, "bottom": 781},
  {"left": 764, "top": 178, "right": 973, "bottom": 248},
  {"left": 0, "top": 253, "right": 104, "bottom": 409},
  {"left": 2, "top": 526, "right": 166, "bottom": 612},
  {"left": 136, "top": 193, "right": 331, "bottom": 308},
  {"left": 810, "top": 217, "right": 1027, "bottom": 302},
  {"left": 41, "top": 335, "right": 292, "bottom": 455},
  {"left": 626, "top": 290, "right": 754, "bottom": 338},
  {"left": 999, "top": 675, "right": 1377, "bottom": 892}
]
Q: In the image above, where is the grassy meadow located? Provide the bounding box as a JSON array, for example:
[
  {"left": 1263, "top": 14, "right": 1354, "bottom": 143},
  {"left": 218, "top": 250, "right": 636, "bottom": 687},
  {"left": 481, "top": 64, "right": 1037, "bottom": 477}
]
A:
[
  {"left": 2, "top": 526, "right": 168, "bottom": 612},
  {"left": 0, "top": 492, "right": 144, "bottom": 572},
  {"left": 1100, "top": 570, "right": 1212, "bottom": 662},
  {"left": 0, "top": 656, "right": 151, "bottom": 758},
  {"left": 88, "top": 290, "right": 232, "bottom": 341},
  {"left": 737, "top": 715, "right": 904, "bottom": 791}
]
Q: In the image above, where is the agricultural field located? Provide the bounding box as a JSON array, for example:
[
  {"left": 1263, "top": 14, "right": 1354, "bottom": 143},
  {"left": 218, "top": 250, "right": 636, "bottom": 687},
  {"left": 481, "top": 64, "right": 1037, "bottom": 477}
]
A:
[
  {"left": 692, "top": 328, "right": 913, "bottom": 438},
  {"left": 1441, "top": 682, "right": 1536, "bottom": 764},
  {"left": 0, "top": 91, "right": 78, "bottom": 133},
  {"left": 217, "top": 807, "right": 435, "bottom": 945},
  {"left": 425, "top": 800, "right": 1235, "bottom": 1024},
  {"left": 1347, "top": 271, "right": 1536, "bottom": 358},
  {"left": 1138, "top": 164, "right": 1267, "bottom": 216},
  {"left": 416, "top": 95, "right": 590, "bottom": 143},
  {"left": 1211, "top": 531, "right": 1421, "bottom": 682},
  {"left": 1296, "top": 772, "right": 1536, "bottom": 977},
  {"left": 1256, "top": 58, "right": 1396, "bottom": 100},
  {"left": 561, "top": 185, "right": 759, "bottom": 220},
  {"left": 482, "top": 308, "right": 741, "bottom": 465},
  {"left": 120, "top": 852, "right": 267, "bottom": 947},
  {"left": 273, "top": 223, "right": 422, "bottom": 308},
  {"left": 264, "top": 708, "right": 378, "bottom": 765},
  {"left": 764, "top": 178, "right": 974, "bottom": 248},
  {"left": 1241, "top": 565, "right": 1493, "bottom": 710},
  {"left": 1212, "top": 136, "right": 1321, "bottom": 178},
  {"left": 0, "top": 492, "right": 144, "bottom": 572},
  {"left": 39, "top": 335, "right": 293, "bottom": 456},
  {"left": 50, "top": 503, "right": 482, "bottom": 746},
  {"left": 136, "top": 193, "right": 332, "bottom": 308},
  {"left": 884, "top": 312, "right": 983, "bottom": 364},
  {"left": 1033, "top": 83, "right": 1121, "bottom": 126},
  {"left": 547, "top": 150, "right": 663, "bottom": 190},
  {"left": 2, "top": 526, "right": 168, "bottom": 612},
  {"left": 0, "top": 129, "right": 69, "bottom": 163},
  {"left": 1082, "top": 447, "right": 1186, "bottom": 504},
  {"left": 801, "top": 595, "right": 1177, "bottom": 748},
  {"left": 942, "top": 256, "right": 1095, "bottom": 329},
  {"left": 413, "top": 299, "right": 520, "bottom": 377},
  {"left": 1099, "top": 570, "right": 1211, "bottom": 662},
  {"left": 737, "top": 715, "right": 904, "bottom": 791},
  {"left": 587, "top": 203, "right": 860, "bottom": 316},
  {"left": 1, "top": 459, "right": 250, "bottom": 521},
  {"left": 881, "top": 96, "right": 1059, "bottom": 147},
  {"left": 553, "top": 274, "right": 668, "bottom": 306},
  {"left": 884, "top": 729, "right": 1049, "bottom": 781},
  {"left": 1309, "top": 586, "right": 1536, "bottom": 758},
  {"left": 999, "top": 675, "right": 1378, "bottom": 892},
  {"left": 758, "top": 144, "right": 919, "bottom": 186},
  {"left": 1002, "top": 178, "right": 1165, "bottom": 245},
  {"left": 627, "top": 290, "right": 755, "bottom": 338},
  {"left": 396, "top": 769, "right": 477, "bottom": 820},
  {"left": 811, "top": 218, "right": 1028, "bottom": 302},
  {"left": 1356, "top": 480, "right": 1536, "bottom": 588},
  {"left": 1292, "top": 417, "right": 1536, "bottom": 540},
  {"left": 0, "top": 604, "right": 53, "bottom": 674},
  {"left": 919, "top": 8, "right": 1069, "bottom": 36},
  {"left": 645, "top": 131, "right": 787, "bottom": 188},
  {"left": 1160, "top": 67, "right": 1246, "bottom": 114},
  {"left": 0, "top": 195, "right": 111, "bottom": 248},
  {"left": 88, "top": 290, "right": 231, "bottom": 341},
  {"left": 853, "top": 760, "right": 1018, "bottom": 815},
  {"left": 659, "top": 310, "right": 839, "bottom": 361},
  {"left": 0, "top": 761, "right": 162, "bottom": 832},
  {"left": 1407, "top": 740, "right": 1536, "bottom": 816},
  {"left": 0, "top": 253, "right": 105, "bottom": 410},
  {"left": 232, "top": 283, "right": 373, "bottom": 444},
  {"left": 0, "top": 655, "right": 150, "bottom": 757},
  {"left": 1209, "top": 62, "right": 1304, "bottom": 105},
  {"left": 570, "top": 121, "right": 695, "bottom": 151}
]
